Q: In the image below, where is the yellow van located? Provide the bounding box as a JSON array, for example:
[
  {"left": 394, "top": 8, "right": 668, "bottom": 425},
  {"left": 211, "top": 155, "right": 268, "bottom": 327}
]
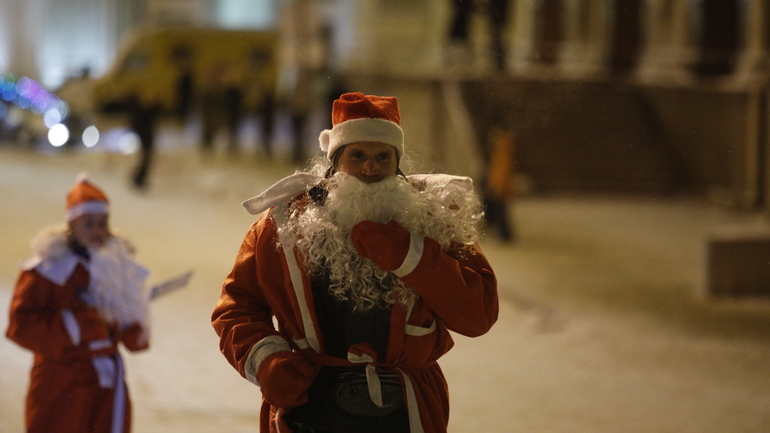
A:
[{"left": 91, "top": 26, "right": 280, "bottom": 122}]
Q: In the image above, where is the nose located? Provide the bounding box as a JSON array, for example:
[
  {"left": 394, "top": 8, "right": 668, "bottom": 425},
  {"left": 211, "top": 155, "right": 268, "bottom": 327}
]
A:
[{"left": 361, "top": 158, "right": 378, "bottom": 175}]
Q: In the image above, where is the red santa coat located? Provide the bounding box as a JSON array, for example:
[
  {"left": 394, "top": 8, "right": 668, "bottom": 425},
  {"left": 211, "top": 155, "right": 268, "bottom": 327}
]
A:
[
  {"left": 6, "top": 229, "right": 148, "bottom": 433},
  {"left": 212, "top": 183, "right": 499, "bottom": 433}
]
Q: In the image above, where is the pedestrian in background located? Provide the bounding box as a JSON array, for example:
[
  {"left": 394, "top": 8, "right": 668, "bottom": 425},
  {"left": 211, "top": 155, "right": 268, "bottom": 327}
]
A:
[
  {"left": 483, "top": 127, "right": 516, "bottom": 242},
  {"left": 128, "top": 94, "right": 160, "bottom": 190},
  {"left": 446, "top": 0, "right": 511, "bottom": 71},
  {"left": 6, "top": 174, "right": 151, "bottom": 433}
]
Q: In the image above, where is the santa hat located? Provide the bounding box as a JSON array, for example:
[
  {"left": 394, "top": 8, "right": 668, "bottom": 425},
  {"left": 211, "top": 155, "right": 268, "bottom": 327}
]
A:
[
  {"left": 66, "top": 173, "right": 109, "bottom": 222},
  {"left": 319, "top": 92, "right": 404, "bottom": 161}
]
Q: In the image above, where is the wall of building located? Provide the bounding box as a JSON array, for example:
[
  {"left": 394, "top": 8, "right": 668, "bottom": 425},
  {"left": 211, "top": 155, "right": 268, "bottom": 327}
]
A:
[{"left": 2, "top": 0, "right": 769, "bottom": 209}]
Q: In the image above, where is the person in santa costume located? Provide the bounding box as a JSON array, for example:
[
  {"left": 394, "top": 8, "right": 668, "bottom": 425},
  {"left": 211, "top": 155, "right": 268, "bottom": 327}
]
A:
[
  {"left": 212, "top": 92, "right": 499, "bottom": 433},
  {"left": 6, "top": 174, "right": 150, "bottom": 433}
]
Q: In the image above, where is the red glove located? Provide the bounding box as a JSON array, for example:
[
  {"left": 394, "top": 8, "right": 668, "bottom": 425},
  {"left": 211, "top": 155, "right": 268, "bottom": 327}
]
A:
[
  {"left": 119, "top": 323, "right": 149, "bottom": 352},
  {"left": 351, "top": 220, "right": 411, "bottom": 272},
  {"left": 256, "top": 351, "right": 316, "bottom": 408}
]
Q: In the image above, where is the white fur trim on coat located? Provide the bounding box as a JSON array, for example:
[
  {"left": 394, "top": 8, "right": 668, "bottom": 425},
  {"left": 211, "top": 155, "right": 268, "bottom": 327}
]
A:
[
  {"left": 392, "top": 232, "right": 424, "bottom": 278},
  {"left": 319, "top": 118, "right": 404, "bottom": 161},
  {"left": 22, "top": 225, "right": 81, "bottom": 285},
  {"left": 245, "top": 335, "right": 291, "bottom": 385}
]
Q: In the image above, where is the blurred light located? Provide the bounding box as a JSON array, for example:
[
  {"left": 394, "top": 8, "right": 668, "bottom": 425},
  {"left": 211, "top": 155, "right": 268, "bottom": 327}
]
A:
[
  {"left": 55, "top": 100, "right": 70, "bottom": 120},
  {"left": 118, "top": 132, "right": 140, "bottom": 154},
  {"left": 2, "top": 86, "right": 16, "bottom": 101},
  {"left": 82, "top": 125, "right": 99, "bottom": 148},
  {"left": 16, "top": 77, "right": 32, "bottom": 97},
  {"left": 5, "top": 107, "right": 23, "bottom": 127},
  {"left": 48, "top": 123, "right": 70, "bottom": 147},
  {"left": 17, "top": 97, "right": 32, "bottom": 109},
  {"left": 44, "top": 108, "right": 62, "bottom": 128},
  {"left": 218, "top": 0, "right": 278, "bottom": 29}
]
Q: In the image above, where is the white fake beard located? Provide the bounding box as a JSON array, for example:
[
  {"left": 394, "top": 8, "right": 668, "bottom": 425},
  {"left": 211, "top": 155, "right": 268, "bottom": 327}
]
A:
[
  {"left": 283, "top": 172, "right": 482, "bottom": 311},
  {"left": 88, "top": 237, "right": 150, "bottom": 331}
]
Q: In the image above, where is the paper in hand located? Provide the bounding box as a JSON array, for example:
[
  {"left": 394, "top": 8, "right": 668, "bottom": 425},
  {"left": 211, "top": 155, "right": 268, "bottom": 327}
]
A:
[{"left": 148, "top": 270, "right": 194, "bottom": 301}]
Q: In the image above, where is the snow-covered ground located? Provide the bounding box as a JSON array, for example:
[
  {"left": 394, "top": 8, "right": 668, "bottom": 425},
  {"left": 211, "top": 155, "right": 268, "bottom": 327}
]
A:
[{"left": 2, "top": 141, "right": 770, "bottom": 433}]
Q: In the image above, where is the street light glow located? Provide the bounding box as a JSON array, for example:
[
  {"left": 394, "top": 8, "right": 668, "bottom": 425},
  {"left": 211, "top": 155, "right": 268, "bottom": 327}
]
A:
[
  {"left": 48, "top": 123, "right": 69, "bottom": 147},
  {"left": 82, "top": 125, "right": 99, "bottom": 148}
]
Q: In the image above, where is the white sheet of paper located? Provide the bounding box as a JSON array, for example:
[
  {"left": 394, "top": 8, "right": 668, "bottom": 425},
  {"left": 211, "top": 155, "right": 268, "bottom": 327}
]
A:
[{"left": 148, "top": 270, "right": 194, "bottom": 301}]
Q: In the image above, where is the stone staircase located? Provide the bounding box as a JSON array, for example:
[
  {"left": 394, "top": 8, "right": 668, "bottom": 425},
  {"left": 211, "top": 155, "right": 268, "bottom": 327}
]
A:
[{"left": 461, "top": 78, "right": 685, "bottom": 195}]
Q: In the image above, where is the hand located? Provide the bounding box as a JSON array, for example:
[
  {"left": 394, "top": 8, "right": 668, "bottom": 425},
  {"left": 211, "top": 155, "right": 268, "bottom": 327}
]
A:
[
  {"left": 119, "top": 323, "right": 149, "bottom": 352},
  {"left": 256, "top": 351, "right": 316, "bottom": 408},
  {"left": 351, "top": 220, "right": 411, "bottom": 272}
]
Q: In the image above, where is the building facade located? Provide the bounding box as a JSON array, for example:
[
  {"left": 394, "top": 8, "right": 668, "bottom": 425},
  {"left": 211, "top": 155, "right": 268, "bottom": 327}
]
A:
[{"left": 2, "top": 0, "right": 769, "bottom": 208}]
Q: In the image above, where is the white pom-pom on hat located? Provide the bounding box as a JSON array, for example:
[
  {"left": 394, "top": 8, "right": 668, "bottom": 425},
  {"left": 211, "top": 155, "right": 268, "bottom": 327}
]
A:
[
  {"left": 76, "top": 172, "right": 90, "bottom": 184},
  {"left": 319, "top": 129, "right": 331, "bottom": 153}
]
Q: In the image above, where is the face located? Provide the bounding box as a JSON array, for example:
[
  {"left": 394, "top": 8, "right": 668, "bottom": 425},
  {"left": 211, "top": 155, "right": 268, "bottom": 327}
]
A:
[
  {"left": 69, "top": 213, "right": 110, "bottom": 249},
  {"left": 336, "top": 142, "right": 398, "bottom": 183}
]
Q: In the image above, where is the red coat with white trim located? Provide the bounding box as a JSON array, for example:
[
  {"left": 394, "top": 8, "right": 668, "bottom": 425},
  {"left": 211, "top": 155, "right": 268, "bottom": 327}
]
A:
[
  {"left": 212, "top": 191, "right": 499, "bottom": 433},
  {"left": 6, "top": 229, "right": 148, "bottom": 433}
]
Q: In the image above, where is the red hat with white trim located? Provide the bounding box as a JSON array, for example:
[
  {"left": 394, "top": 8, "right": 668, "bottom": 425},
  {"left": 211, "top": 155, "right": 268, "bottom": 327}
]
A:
[
  {"left": 319, "top": 92, "right": 404, "bottom": 161},
  {"left": 66, "top": 173, "right": 109, "bottom": 222}
]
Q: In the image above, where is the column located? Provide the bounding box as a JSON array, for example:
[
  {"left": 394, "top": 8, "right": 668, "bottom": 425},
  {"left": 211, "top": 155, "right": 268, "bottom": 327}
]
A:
[
  {"left": 636, "top": 0, "right": 694, "bottom": 85},
  {"left": 335, "top": 0, "right": 443, "bottom": 76},
  {"left": 733, "top": 1, "right": 770, "bottom": 87},
  {"left": 558, "top": 0, "right": 612, "bottom": 79},
  {"left": 6, "top": 0, "right": 43, "bottom": 81},
  {"left": 0, "top": 0, "right": 10, "bottom": 72},
  {"left": 509, "top": 0, "right": 541, "bottom": 75}
]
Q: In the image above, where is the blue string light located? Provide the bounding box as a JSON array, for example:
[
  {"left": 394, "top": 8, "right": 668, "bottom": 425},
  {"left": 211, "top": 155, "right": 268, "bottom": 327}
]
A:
[{"left": 0, "top": 74, "right": 69, "bottom": 120}]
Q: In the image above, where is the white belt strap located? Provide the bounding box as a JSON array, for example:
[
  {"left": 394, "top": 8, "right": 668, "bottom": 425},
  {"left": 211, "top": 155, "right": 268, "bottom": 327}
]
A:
[
  {"left": 91, "top": 354, "right": 126, "bottom": 433},
  {"left": 397, "top": 369, "right": 425, "bottom": 433},
  {"left": 111, "top": 355, "right": 126, "bottom": 433},
  {"left": 89, "top": 339, "right": 113, "bottom": 351},
  {"left": 347, "top": 351, "right": 384, "bottom": 408},
  {"left": 92, "top": 356, "right": 116, "bottom": 389}
]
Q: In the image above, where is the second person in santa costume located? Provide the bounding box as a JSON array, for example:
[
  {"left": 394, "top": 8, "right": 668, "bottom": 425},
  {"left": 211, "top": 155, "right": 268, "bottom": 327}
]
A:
[{"left": 6, "top": 174, "right": 151, "bottom": 433}]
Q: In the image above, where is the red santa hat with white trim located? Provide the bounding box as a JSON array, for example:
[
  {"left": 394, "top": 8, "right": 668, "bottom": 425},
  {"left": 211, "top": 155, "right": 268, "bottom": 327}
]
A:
[
  {"left": 319, "top": 92, "right": 404, "bottom": 161},
  {"left": 65, "top": 173, "right": 109, "bottom": 222}
]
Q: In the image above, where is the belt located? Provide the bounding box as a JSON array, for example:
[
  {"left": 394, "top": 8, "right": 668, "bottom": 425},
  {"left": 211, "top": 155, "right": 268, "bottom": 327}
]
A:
[{"left": 298, "top": 344, "right": 436, "bottom": 414}]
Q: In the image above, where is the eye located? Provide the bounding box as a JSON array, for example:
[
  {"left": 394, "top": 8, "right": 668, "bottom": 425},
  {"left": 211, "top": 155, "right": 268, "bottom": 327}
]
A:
[{"left": 376, "top": 153, "right": 390, "bottom": 162}]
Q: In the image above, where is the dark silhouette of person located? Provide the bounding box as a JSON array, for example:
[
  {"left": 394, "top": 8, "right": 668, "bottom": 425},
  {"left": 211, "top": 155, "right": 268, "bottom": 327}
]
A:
[
  {"left": 448, "top": 0, "right": 474, "bottom": 45},
  {"left": 447, "top": 0, "right": 511, "bottom": 71},
  {"left": 488, "top": 0, "right": 511, "bottom": 71},
  {"left": 171, "top": 46, "right": 194, "bottom": 125},
  {"left": 243, "top": 47, "right": 277, "bottom": 159},
  {"left": 200, "top": 64, "right": 244, "bottom": 156},
  {"left": 223, "top": 85, "right": 243, "bottom": 154},
  {"left": 128, "top": 96, "right": 160, "bottom": 190}
]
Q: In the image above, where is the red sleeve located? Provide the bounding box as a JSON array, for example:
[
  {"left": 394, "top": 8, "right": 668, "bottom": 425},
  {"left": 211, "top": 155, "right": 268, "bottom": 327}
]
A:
[
  {"left": 211, "top": 216, "right": 285, "bottom": 378},
  {"left": 401, "top": 241, "right": 499, "bottom": 337},
  {"left": 6, "top": 268, "right": 111, "bottom": 359}
]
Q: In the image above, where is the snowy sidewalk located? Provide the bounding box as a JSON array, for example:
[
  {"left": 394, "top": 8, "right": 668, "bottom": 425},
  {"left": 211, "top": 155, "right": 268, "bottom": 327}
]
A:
[{"left": 1, "top": 147, "right": 770, "bottom": 433}]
